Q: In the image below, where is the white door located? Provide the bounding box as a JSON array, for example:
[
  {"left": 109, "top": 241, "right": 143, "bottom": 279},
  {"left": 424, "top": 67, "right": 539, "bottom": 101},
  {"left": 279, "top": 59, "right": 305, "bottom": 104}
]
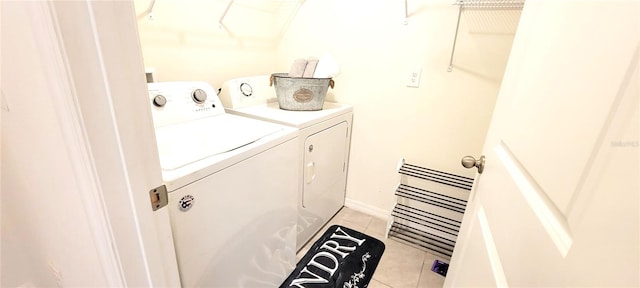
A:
[
  {"left": 1, "top": 1, "right": 180, "bottom": 286},
  {"left": 52, "top": 1, "right": 182, "bottom": 286},
  {"left": 445, "top": 1, "right": 639, "bottom": 287}
]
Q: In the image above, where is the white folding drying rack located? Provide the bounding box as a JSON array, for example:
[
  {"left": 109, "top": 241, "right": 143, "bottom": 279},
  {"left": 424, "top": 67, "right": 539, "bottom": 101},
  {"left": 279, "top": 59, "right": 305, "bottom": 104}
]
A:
[{"left": 387, "top": 159, "right": 474, "bottom": 259}]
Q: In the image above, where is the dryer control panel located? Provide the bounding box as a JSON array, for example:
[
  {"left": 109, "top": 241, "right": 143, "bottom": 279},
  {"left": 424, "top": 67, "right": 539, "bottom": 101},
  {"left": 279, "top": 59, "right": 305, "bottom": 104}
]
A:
[
  {"left": 148, "top": 81, "right": 225, "bottom": 128},
  {"left": 218, "top": 75, "right": 277, "bottom": 109}
]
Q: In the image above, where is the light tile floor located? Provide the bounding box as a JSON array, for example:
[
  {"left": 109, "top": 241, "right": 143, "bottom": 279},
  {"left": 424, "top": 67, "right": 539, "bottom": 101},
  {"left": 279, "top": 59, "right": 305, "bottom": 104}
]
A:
[{"left": 296, "top": 207, "right": 448, "bottom": 288}]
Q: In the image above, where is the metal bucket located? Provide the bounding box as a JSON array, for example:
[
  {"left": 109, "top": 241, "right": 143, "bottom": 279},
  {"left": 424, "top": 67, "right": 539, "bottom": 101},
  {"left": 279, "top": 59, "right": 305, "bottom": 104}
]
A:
[{"left": 269, "top": 73, "right": 335, "bottom": 111}]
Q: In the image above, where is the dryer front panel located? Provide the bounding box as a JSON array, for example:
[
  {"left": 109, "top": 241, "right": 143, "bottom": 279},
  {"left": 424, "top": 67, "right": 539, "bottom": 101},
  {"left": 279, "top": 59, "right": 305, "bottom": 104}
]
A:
[{"left": 300, "top": 121, "right": 349, "bottom": 245}]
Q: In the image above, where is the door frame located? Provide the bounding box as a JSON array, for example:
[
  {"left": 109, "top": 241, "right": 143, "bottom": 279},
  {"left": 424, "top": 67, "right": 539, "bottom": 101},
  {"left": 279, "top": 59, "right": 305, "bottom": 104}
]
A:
[{"left": 40, "top": 1, "right": 179, "bottom": 286}]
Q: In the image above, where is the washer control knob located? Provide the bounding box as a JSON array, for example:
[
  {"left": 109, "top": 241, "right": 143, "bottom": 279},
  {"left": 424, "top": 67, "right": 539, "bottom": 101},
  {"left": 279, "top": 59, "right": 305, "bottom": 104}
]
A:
[
  {"left": 192, "top": 89, "right": 207, "bottom": 104},
  {"left": 152, "top": 95, "right": 167, "bottom": 107}
]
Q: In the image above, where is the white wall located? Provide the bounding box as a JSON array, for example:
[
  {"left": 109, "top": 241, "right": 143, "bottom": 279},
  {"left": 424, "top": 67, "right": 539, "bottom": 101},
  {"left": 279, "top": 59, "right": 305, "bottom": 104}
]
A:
[
  {"left": 279, "top": 0, "right": 519, "bottom": 214},
  {"left": 134, "top": 0, "right": 291, "bottom": 86},
  {"left": 134, "top": 0, "right": 520, "bottom": 216}
]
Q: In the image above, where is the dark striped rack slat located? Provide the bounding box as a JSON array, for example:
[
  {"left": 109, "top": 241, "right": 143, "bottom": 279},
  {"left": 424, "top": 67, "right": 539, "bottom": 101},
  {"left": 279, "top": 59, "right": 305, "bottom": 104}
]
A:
[
  {"left": 390, "top": 222, "right": 456, "bottom": 258},
  {"left": 395, "top": 184, "right": 467, "bottom": 213},
  {"left": 399, "top": 163, "right": 473, "bottom": 191},
  {"left": 392, "top": 203, "right": 461, "bottom": 237}
]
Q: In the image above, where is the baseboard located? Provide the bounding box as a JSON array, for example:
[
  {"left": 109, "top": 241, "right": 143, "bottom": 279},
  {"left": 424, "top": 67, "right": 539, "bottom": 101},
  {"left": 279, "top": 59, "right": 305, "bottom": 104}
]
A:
[{"left": 344, "top": 198, "right": 390, "bottom": 220}]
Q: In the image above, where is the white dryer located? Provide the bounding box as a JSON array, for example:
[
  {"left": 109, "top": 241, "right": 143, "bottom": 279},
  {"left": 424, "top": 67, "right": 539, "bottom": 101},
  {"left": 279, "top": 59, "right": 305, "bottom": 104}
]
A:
[
  {"left": 147, "top": 81, "right": 299, "bottom": 287},
  {"left": 219, "top": 76, "right": 353, "bottom": 250}
]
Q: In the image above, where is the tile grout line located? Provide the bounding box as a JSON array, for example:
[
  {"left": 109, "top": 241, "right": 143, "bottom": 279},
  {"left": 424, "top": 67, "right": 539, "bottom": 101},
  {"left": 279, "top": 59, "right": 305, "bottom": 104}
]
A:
[
  {"left": 374, "top": 278, "right": 395, "bottom": 288},
  {"left": 415, "top": 252, "right": 427, "bottom": 288}
]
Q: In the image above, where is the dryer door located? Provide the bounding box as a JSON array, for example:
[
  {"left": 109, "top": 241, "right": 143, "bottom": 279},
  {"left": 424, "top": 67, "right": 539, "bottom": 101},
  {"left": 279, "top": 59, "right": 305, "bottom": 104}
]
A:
[{"left": 302, "top": 121, "right": 349, "bottom": 224}]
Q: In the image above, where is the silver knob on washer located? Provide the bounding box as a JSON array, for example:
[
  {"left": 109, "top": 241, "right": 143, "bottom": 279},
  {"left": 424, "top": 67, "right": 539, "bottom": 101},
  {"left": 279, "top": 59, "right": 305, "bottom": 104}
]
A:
[
  {"left": 192, "top": 89, "right": 207, "bottom": 103},
  {"left": 153, "top": 95, "right": 167, "bottom": 107}
]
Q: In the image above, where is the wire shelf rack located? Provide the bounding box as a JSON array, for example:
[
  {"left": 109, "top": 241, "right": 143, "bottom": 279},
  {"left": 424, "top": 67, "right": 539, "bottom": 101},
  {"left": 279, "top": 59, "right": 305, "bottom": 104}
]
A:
[{"left": 448, "top": 0, "right": 525, "bottom": 71}]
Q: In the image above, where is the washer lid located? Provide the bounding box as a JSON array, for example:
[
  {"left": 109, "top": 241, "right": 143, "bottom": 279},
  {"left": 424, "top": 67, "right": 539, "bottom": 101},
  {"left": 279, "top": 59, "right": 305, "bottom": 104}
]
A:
[{"left": 154, "top": 113, "right": 283, "bottom": 171}]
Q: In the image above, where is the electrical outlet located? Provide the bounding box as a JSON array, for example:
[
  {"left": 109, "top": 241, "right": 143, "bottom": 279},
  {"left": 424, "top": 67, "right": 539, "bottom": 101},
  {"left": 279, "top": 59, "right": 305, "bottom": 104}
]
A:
[{"left": 407, "top": 66, "right": 422, "bottom": 88}]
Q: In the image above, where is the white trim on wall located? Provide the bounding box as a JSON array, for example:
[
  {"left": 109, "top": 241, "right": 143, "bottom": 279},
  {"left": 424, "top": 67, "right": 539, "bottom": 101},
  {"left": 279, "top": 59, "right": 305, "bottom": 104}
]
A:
[{"left": 344, "top": 197, "right": 390, "bottom": 220}]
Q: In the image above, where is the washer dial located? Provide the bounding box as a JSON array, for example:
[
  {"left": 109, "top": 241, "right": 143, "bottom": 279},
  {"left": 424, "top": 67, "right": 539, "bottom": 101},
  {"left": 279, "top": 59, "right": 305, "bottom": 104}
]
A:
[
  {"left": 240, "top": 82, "right": 253, "bottom": 97},
  {"left": 152, "top": 95, "right": 167, "bottom": 107},
  {"left": 192, "top": 89, "right": 207, "bottom": 104}
]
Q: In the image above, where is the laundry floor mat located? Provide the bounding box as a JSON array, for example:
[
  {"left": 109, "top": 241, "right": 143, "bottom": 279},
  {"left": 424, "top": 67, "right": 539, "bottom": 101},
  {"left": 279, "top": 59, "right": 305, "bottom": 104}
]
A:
[{"left": 280, "top": 225, "right": 386, "bottom": 288}]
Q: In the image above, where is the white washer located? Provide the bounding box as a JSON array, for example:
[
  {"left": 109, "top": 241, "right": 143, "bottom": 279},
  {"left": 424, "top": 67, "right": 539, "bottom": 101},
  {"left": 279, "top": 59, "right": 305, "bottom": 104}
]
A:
[
  {"left": 219, "top": 76, "right": 353, "bottom": 250},
  {"left": 147, "top": 81, "right": 299, "bottom": 287}
]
